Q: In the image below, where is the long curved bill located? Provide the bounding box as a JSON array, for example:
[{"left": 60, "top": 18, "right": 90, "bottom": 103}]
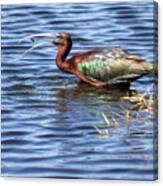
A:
[
  {"left": 21, "top": 42, "right": 50, "bottom": 57},
  {"left": 18, "top": 32, "right": 57, "bottom": 58},
  {"left": 18, "top": 33, "right": 56, "bottom": 44}
]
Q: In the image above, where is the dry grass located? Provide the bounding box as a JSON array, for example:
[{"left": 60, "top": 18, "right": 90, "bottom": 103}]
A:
[{"left": 93, "top": 89, "right": 156, "bottom": 137}]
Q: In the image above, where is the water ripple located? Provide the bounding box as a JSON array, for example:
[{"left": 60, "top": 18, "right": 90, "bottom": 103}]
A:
[{"left": 1, "top": 1, "right": 157, "bottom": 180}]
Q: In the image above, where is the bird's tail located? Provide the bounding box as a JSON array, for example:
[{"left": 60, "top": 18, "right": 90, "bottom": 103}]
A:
[
  {"left": 142, "top": 61, "right": 154, "bottom": 74},
  {"left": 131, "top": 60, "right": 155, "bottom": 75},
  {"left": 127, "top": 55, "right": 156, "bottom": 75}
]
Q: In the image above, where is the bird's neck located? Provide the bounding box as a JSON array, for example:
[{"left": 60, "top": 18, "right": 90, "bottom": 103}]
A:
[{"left": 55, "top": 43, "right": 72, "bottom": 72}]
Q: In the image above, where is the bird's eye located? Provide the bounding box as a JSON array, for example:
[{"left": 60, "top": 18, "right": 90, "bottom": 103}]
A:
[
  {"left": 56, "top": 33, "right": 64, "bottom": 39},
  {"left": 57, "top": 35, "right": 63, "bottom": 39}
]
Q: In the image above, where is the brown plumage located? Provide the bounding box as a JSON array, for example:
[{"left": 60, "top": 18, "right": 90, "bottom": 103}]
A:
[{"left": 52, "top": 32, "right": 153, "bottom": 87}]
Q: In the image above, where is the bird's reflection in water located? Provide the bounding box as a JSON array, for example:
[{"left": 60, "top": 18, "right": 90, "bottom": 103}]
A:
[
  {"left": 54, "top": 81, "right": 137, "bottom": 116},
  {"left": 53, "top": 80, "right": 153, "bottom": 137}
]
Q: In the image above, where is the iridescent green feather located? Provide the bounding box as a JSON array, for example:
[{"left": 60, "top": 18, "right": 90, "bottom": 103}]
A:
[{"left": 78, "top": 52, "right": 153, "bottom": 83}]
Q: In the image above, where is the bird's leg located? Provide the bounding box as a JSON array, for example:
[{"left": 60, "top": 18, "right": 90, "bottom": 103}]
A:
[
  {"left": 75, "top": 71, "right": 109, "bottom": 88},
  {"left": 94, "top": 82, "right": 110, "bottom": 88}
]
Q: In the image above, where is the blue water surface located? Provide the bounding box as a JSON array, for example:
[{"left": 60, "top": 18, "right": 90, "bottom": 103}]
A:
[{"left": 1, "top": 0, "right": 158, "bottom": 180}]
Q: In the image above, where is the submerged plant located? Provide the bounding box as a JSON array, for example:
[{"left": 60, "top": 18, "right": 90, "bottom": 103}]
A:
[{"left": 94, "top": 88, "right": 155, "bottom": 138}]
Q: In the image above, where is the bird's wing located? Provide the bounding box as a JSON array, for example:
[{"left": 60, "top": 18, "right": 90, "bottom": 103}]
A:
[
  {"left": 71, "top": 48, "right": 127, "bottom": 64},
  {"left": 74, "top": 48, "right": 152, "bottom": 83},
  {"left": 93, "top": 48, "right": 127, "bottom": 61},
  {"left": 76, "top": 48, "right": 131, "bottom": 82}
]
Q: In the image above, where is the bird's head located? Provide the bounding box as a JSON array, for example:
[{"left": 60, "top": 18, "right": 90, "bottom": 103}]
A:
[
  {"left": 18, "top": 32, "right": 72, "bottom": 59},
  {"left": 53, "top": 32, "right": 72, "bottom": 47}
]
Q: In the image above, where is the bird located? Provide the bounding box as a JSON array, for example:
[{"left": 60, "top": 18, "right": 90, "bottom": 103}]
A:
[
  {"left": 52, "top": 32, "right": 153, "bottom": 88},
  {"left": 20, "top": 32, "right": 154, "bottom": 88}
]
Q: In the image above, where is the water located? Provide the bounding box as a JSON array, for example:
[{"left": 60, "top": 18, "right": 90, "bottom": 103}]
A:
[{"left": 1, "top": 1, "right": 158, "bottom": 180}]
